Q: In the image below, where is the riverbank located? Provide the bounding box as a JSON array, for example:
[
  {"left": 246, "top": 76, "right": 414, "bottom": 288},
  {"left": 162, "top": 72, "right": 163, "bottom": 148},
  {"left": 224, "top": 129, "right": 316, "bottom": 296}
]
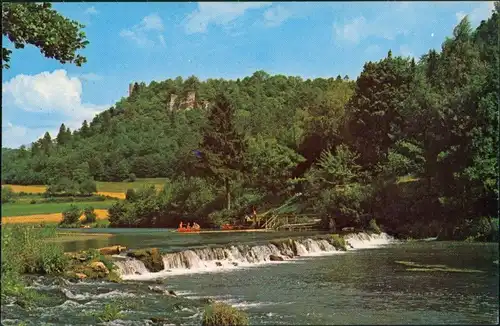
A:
[{"left": 2, "top": 229, "right": 497, "bottom": 325}]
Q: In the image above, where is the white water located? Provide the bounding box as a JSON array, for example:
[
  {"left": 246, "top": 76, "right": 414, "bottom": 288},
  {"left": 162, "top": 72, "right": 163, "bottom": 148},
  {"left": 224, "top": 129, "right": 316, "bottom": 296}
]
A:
[
  {"left": 61, "top": 289, "right": 137, "bottom": 301},
  {"left": 344, "top": 232, "right": 393, "bottom": 249},
  {"left": 114, "top": 232, "right": 393, "bottom": 280}
]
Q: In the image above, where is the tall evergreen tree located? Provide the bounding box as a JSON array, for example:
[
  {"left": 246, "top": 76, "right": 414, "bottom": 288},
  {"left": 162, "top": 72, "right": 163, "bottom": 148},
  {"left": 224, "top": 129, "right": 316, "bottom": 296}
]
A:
[
  {"left": 196, "top": 93, "right": 247, "bottom": 210},
  {"left": 346, "top": 52, "right": 415, "bottom": 169},
  {"left": 81, "top": 120, "right": 90, "bottom": 138}
]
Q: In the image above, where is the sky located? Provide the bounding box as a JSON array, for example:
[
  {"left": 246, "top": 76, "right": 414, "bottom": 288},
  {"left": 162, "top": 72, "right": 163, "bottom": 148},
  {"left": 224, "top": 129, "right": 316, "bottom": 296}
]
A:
[{"left": 1, "top": 1, "right": 496, "bottom": 148}]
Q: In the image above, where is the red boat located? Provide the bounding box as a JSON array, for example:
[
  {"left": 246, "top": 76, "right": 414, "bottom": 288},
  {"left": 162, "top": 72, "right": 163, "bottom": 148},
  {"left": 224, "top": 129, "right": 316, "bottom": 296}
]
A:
[
  {"left": 177, "top": 227, "right": 200, "bottom": 233},
  {"left": 177, "top": 222, "right": 201, "bottom": 233},
  {"left": 221, "top": 224, "right": 234, "bottom": 230}
]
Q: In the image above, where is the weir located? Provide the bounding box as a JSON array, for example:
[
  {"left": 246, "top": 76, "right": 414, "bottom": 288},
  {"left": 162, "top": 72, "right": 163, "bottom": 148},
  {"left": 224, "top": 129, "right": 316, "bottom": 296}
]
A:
[{"left": 114, "top": 232, "right": 393, "bottom": 280}]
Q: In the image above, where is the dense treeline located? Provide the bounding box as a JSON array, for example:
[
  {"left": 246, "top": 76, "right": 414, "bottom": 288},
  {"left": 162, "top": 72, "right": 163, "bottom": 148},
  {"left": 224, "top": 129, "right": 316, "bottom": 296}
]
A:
[{"left": 2, "top": 10, "right": 498, "bottom": 240}]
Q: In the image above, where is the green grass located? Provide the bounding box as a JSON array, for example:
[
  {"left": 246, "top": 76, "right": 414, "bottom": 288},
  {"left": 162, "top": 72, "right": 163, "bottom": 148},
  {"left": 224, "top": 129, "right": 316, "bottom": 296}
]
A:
[
  {"left": 202, "top": 303, "right": 249, "bottom": 326},
  {"left": 2, "top": 201, "right": 115, "bottom": 217},
  {"left": 2, "top": 225, "right": 68, "bottom": 306},
  {"left": 96, "top": 303, "right": 124, "bottom": 322},
  {"left": 96, "top": 178, "right": 168, "bottom": 192}
]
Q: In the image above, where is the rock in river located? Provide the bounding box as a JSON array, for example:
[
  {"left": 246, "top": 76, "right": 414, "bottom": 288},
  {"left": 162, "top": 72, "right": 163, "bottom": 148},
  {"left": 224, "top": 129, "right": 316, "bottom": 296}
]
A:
[
  {"left": 269, "top": 254, "right": 284, "bottom": 261},
  {"left": 99, "top": 245, "right": 127, "bottom": 255},
  {"left": 148, "top": 286, "right": 177, "bottom": 297},
  {"left": 89, "top": 261, "right": 110, "bottom": 275},
  {"left": 127, "top": 248, "right": 164, "bottom": 272}
]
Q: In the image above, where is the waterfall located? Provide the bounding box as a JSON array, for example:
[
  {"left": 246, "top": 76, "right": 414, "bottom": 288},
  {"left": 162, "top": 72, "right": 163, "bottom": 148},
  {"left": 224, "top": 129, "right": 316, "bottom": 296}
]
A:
[
  {"left": 344, "top": 232, "right": 392, "bottom": 249},
  {"left": 114, "top": 258, "right": 149, "bottom": 276},
  {"left": 115, "top": 232, "right": 393, "bottom": 280}
]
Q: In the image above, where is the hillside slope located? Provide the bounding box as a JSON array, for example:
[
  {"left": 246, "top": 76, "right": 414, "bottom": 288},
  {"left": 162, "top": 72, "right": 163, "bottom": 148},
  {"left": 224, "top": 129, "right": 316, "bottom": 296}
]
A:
[{"left": 2, "top": 9, "right": 498, "bottom": 239}]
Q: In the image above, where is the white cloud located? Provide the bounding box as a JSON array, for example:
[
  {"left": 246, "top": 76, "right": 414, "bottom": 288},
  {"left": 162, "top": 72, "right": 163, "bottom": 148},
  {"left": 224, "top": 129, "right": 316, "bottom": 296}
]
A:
[
  {"left": 84, "top": 6, "right": 99, "bottom": 15},
  {"left": 2, "top": 70, "right": 109, "bottom": 148},
  {"left": 141, "top": 13, "right": 164, "bottom": 31},
  {"left": 334, "top": 16, "right": 367, "bottom": 44},
  {"left": 456, "top": 2, "right": 495, "bottom": 25},
  {"left": 158, "top": 35, "right": 166, "bottom": 47},
  {"left": 333, "top": 3, "right": 417, "bottom": 45},
  {"left": 263, "top": 5, "right": 293, "bottom": 27},
  {"left": 2, "top": 122, "right": 28, "bottom": 148},
  {"left": 185, "top": 2, "right": 271, "bottom": 34},
  {"left": 120, "top": 13, "right": 165, "bottom": 47}
]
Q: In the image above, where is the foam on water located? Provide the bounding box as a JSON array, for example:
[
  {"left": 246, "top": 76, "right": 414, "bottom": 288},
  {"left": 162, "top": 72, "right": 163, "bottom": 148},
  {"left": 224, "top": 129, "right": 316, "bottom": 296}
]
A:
[
  {"left": 114, "top": 232, "right": 393, "bottom": 280},
  {"left": 62, "top": 288, "right": 137, "bottom": 301},
  {"left": 345, "top": 232, "right": 393, "bottom": 249}
]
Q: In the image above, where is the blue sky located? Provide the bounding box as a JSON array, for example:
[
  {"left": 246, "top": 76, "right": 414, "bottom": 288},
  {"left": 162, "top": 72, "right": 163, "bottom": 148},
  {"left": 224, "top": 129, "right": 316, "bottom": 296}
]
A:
[{"left": 1, "top": 1, "right": 496, "bottom": 148}]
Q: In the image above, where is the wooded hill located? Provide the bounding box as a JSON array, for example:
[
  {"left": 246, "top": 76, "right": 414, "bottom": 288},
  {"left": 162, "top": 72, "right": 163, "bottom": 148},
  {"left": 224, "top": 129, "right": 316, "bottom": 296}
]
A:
[{"left": 2, "top": 8, "right": 498, "bottom": 240}]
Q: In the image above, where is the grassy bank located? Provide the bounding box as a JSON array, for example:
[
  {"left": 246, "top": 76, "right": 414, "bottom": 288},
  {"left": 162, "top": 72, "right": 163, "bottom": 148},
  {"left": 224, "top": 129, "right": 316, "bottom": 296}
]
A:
[
  {"left": 1, "top": 225, "right": 121, "bottom": 307},
  {"left": 1, "top": 225, "right": 66, "bottom": 305}
]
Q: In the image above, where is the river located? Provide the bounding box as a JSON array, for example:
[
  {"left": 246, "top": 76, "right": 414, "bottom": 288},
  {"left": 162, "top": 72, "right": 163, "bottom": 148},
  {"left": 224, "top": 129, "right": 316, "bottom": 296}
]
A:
[{"left": 1, "top": 229, "right": 498, "bottom": 325}]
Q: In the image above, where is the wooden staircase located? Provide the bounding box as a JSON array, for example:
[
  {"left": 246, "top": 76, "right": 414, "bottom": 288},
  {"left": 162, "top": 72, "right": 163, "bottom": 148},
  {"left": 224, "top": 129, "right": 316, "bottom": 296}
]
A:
[{"left": 262, "top": 214, "right": 320, "bottom": 231}]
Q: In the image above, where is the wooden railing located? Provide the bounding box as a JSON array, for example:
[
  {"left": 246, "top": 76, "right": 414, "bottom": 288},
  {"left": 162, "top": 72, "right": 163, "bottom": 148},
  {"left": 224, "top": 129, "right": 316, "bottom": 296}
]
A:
[{"left": 261, "top": 214, "right": 320, "bottom": 230}]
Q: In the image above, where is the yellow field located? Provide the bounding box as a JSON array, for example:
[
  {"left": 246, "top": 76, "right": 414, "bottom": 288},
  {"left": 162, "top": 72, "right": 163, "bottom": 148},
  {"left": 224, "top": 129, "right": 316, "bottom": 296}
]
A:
[
  {"left": 1, "top": 209, "right": 109, "bottom": 225},
  {"left": 6, "top": 185, "right": 46, "bottom": 193},
  {"left": 3, "top": 185, "right": 125, "bottom": 199}
]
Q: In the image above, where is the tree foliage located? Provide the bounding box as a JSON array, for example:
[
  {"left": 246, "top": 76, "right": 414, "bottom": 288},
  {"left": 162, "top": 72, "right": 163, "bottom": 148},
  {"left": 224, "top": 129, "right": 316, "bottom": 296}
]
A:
[
  {"left": 1, "top": 8, "right": 498, "bottom": 239},
  {"left": 2, "top": 2, "right": 88, "bottom": 69}
]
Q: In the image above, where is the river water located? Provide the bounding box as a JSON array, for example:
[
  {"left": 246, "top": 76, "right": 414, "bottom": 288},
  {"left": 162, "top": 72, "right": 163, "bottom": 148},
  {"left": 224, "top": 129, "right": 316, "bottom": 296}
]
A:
[{"left": 1, "top": 230, "right": 498, "bottom": 325}]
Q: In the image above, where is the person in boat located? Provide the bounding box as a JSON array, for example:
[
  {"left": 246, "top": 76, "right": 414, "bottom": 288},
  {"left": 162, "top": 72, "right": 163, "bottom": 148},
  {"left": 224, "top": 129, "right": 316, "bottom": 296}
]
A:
[
  {"left": 192, "top": 222, "right": 200, "bottom": 231},
  {"left": 179, "top": 221, "right": 183, "bottom": 229},
  {"left": 186, "top": 223, "right": 191, "bottom": 231}
]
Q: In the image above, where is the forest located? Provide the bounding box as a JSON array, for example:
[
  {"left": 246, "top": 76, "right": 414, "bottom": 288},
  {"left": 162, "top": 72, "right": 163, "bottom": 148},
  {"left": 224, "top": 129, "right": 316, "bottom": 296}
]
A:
[{"left": 2, "top": 9, "right": 498, "bottom": 240}]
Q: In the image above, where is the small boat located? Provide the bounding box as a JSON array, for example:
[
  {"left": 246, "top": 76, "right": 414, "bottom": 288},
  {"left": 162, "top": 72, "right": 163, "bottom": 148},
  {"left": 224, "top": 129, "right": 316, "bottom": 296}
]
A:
[
  {"left": 221, "top": 224, "right": 234, "bottom": 230},
  {"left": 177, "top": 227, "right": 200, "bottom": 233}
]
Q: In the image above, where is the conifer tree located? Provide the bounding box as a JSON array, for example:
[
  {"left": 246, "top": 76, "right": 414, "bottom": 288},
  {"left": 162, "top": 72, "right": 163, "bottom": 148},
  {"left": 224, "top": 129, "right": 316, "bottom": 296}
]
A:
[{"left": 196, "top": 93, "right": 247, "bottom": 210}]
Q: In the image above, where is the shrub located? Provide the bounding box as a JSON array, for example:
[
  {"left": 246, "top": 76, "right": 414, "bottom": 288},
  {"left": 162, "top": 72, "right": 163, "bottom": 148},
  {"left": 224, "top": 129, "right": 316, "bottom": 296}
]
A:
[
  {"left": 125, "top": 189, "right": 137, "bottom": 202},
  {"left": 82, "top": 248, "right": 115, "bottom": 271},
  {"left": 128, "top": 173, "right": 137, "bottom": 182},
  {"left": 79, "top": 178, "right": 97, "bottom": 196},
  {"left": 108, "top": 201, "right": 129, "bottom": 226},
  {"left": 473, "top": 217, "right": 492, "bottom": 239},
  {"left": 60, "top": 205, "right": 82, "bottom": 226},
  {"left": 2, "top": 225, "right": 67, "bottom": 278},
  {"left": 202, "top": 303, "right": 249, "bottom": 326},
  {"left": 368, "top": 219, "right": 382, "bottom": 234},
  {"left": 1, "top": 186, "right": 15, "bottom": 203},
  {"left": 93, "top": 220, "right": 109, "bottom": 228},
  {"left": 330, "top": 234, "right": 347, "bottom": 251},
  {"left": 97, "top": 303, "right": 123, "bottom": 322},
  {"left": 35, "top": 243, "right": 69, "bottom": 275},
  {"left": 83, "top": 207, "right": 97, "bottom": 224},
  {"left": 207, "top": 209, "right": 236, "bottom": 227},
  {"left": 30, "top": 199, "right": 37, "bottom": 204},
  {"left": 46, "top": 177, "right": 79, "bottom": 196}
]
